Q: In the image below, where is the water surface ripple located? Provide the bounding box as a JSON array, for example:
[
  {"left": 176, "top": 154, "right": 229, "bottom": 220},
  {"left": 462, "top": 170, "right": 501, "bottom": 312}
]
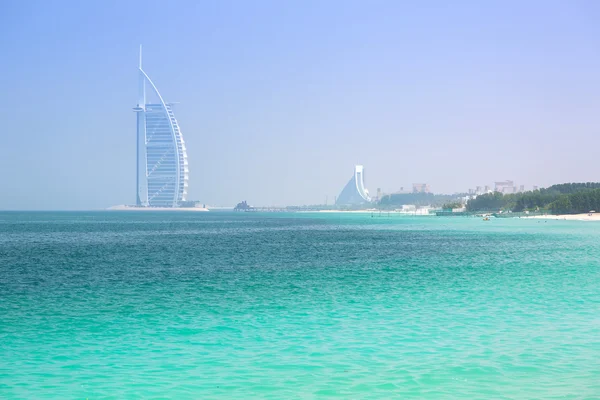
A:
[{"left": 1, "top": 212, "right": 599, "bottom": 398}]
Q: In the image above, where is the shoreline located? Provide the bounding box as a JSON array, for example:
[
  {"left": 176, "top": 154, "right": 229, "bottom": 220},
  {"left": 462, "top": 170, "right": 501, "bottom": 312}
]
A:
[
  {"left": 107, "top": 205, "right": 209, "bottom": 212},
  {"left": 522, "top": 213, "right": 599, "bottom": 221},
  {"left": 314, "top": 209, "right": 434, "bottom": 215}
]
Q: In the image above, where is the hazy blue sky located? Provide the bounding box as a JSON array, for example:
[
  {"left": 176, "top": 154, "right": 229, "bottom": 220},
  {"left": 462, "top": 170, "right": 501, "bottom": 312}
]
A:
[{"left": 1, "top": 0, "right": 599, "bottom": 209}]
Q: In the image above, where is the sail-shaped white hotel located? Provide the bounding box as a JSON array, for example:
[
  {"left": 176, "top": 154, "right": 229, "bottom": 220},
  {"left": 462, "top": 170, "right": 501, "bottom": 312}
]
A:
[
  {"left": 133, "top": 47, "right": 188, "bottom": 207},
  {"left": 336, "top": 165, "right": 371, "bottom": 206}
]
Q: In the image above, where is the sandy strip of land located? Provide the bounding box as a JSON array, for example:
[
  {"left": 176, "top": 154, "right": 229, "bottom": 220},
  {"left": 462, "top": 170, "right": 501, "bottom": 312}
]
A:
[{"left": 524, "top": 213, "right": 600, "bottom": 221}]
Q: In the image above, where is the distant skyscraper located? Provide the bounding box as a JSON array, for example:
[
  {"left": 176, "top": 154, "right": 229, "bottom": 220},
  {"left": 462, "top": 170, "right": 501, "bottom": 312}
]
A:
[
  {"left": 412, "top": 183, "right": 430, "bottom": 193},
  {"left": 495, "top": 180, "right": 514, "bottom": 193},
  {"left": 336, "top": 165, "right": 371, "bottom": 206},
  {"left": 134, "top": 47, "right": 188, "bottom": 207}
]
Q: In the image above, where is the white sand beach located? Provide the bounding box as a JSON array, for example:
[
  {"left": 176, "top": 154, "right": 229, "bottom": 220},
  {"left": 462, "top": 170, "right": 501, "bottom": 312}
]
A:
[{"left": 524, "top": 213, "right": 600, "bottom": 221}]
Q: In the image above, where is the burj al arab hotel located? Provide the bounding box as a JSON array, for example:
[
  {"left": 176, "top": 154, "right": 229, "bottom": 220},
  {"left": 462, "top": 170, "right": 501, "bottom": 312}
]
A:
[{"left": 133, "top": 47, "right": 189, "bottom": 207}]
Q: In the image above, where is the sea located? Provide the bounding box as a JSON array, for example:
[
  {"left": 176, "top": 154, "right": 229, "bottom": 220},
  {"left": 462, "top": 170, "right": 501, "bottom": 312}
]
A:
[{"left": 0, "top": 211, "right": 598, "bottom": 399}]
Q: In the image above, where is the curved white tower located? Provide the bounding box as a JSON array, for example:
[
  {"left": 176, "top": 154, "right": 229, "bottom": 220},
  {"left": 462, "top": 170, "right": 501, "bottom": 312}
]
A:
[
  {"left": 134, "top": 47, "right": 189, "bottom": 207},
  {"left": 336, "top": 165, "right": 372, "bottom": 206}
]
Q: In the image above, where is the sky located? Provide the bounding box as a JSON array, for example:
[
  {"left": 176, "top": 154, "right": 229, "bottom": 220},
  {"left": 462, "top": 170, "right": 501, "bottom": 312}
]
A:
[{"left": 1, "top": 0, "right": 599, "bottom": 209}]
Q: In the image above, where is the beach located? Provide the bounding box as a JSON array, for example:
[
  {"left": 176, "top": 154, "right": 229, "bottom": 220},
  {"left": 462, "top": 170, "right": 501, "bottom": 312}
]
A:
[{"left": 523, "top": 213, "right": 600, "bottom": 221}]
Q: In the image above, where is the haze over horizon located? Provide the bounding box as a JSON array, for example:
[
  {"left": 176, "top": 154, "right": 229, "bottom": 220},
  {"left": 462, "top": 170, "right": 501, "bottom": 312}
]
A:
[{"left": 1, "top": 0, "right": 599, "bottom": 209}]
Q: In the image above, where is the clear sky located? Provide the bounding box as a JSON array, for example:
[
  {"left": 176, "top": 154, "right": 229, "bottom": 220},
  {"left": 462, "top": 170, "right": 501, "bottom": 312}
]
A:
[{"left": 1, "top": 0, "right": 599, "bottom": 209}]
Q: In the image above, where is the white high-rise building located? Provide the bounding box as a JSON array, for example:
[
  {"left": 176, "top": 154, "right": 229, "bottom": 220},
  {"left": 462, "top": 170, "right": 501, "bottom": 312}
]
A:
[
  {"left": 134, "top": 47, "right": 189, "bottom": 207},
  {"left": 336, "top": 165, "right": 371, "bottom": 206}
]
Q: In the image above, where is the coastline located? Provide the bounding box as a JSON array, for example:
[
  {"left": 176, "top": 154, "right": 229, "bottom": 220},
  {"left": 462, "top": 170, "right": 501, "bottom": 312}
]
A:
[
  {"left": 315, "top": 209, "right": 434, "bottom": 215},
  {"left": 107, "top": 205, "right": 209, "bottom": 212},
  {"left": 522, "top": 213, "right": 599, "bottom": 221}
]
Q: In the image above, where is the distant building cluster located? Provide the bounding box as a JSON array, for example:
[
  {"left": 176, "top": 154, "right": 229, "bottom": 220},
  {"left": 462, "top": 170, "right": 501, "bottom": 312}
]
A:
[
  {"left": 493, "top": 181, "right": 533, "bottom": 194},
  {"left": 412, "top": 183, "right": 430, "bottom": 193},
  {"left": 334, "top": 165, "right": 437, "bottom": 207},
  {"left": 495, "top": 180, "right": 516, "bottom": 193},
  {"left": 333, "top": 164, "right": 541, "bottom": 210},
  {"left": 372, "top": 184, "right": 433, "bottom": 203},
  {"left": 467, "top": 181, "right": 540, "bottom": 196}
]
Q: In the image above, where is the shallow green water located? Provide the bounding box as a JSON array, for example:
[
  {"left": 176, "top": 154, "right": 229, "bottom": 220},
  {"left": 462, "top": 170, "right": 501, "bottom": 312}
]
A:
[{"left": 1, "top": 212, "right": 599, "bottom": 398}]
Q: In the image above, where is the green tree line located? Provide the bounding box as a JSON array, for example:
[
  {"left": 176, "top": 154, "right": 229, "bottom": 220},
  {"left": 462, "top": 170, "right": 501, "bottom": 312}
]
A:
[
  {"left": 549, "top": 189, "right": 600, "bottom": 214},
  {"left": 466, "top": 183, "right": 600, "bottom": 214}
]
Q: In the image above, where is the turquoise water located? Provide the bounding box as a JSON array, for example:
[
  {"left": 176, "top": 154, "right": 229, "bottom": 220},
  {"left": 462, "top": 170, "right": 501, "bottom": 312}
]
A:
[{"left": 1, "top": 212, "right": 599, "bottom": 399}]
